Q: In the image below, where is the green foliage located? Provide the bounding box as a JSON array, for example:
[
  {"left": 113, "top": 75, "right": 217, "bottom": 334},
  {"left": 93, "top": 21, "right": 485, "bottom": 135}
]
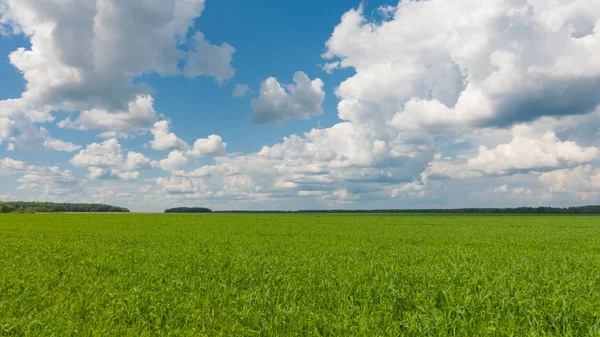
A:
[
  {"left": 2, "top": 214, "right": 600, "bottom": 336},
  {"left": 164, "top": 207, "right": 212, "bottom": 213},
  {"left": 0, "top": 201, "right": 129, "bottom": 213}
]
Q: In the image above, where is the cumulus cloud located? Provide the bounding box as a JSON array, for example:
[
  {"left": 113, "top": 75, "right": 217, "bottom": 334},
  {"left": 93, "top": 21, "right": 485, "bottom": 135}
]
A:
[
  {"left": 17, "top": 166, "right": 82, "bottom": 196},
  {"left": 251, "top": 72, "right": 325, "bottom": 124},
  {"left": 391, "top": 182, "right": 426, "bottom": 198},
  {"left": 0, "top": 0, "right": 235, "bottom": 150},
  {"left": 186, "top": 135, "right": 226, "bottom": 157},
  {"left": 0, "top": 157, "right": 26, "bottom": 174},
  {"left": 493, "top": 184, "right": 532, "bottom": 196},
  {"left": 70, "top": 139, "right": 150, "bottom": 179},
  {"left": 467, "top": 126, "right": 599, "bottom": 175},
  {"left": 147, "top": 120, "right": 189, "bottom": 151},
  {"left": 156, "top": 150, "right": 188, "bottom": 172},
  {"left": 538, "top": 165, "right": 600, "bottom": 200},
  {"left": 324, "top": 1, "right": 600, "bottom": 131},
  {"left": 0, "top": 0, "right": 234, "bottom": 111},
  {"left": 183, "top": 32, "right": 236, "bottom": 83},
  {"left": 422, "top": 123, "right": 599, "bottom": 183},
  {"left": 156, "top": 176, "right": 197, "bottom": 194},
  {"left": 0, "top": 117, "right": 14, "bottom": 143},
  {"left": 59, "top": 95, "right": 158, "bottom": 136},
  {"left": 88, "top": 168, "right": 140, "bottom": 181}
]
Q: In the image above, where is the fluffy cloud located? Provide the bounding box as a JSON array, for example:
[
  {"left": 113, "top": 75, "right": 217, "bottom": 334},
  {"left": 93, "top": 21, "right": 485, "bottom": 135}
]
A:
[
  {"left": 0, "top": 157, "right": 26, "bottom": 174},
  {"left": 59, "top": 95, "right": 158, "bottom": 137},
  {"left": 422, "top": 123, "right": 599, "bottom": 183},
  {"left": 391, "top": 182, "right": 426, "bottom": 198},
  {"left": 88, "top": 168, "right": 140, "bottom": 181},
  {"left": 0, "top": 0, "right": 234, "bottom": 111},
  {"left": 324, "top": 1, "right": 600, "bottom": 131},
  {"left": 186, "top": 135, "right": 226, "bottom": 157},
  {"left": 0, "top": 99, "right": 73, "bottom": 150},
  {"left": 17, "top": 166, "right": 82, "bottom": 196},
  {"left": 71, "top": 139, "right": 125, "bottom": 168},
  {"left": 147, "top": 120, "right": 189, "bottom": 151},
  {"left": 156, "top": 150, "right": 188, "bottom": 172},
  {"left": 468, "top": 126, "right": 599, "bottom": 175},
  {"left": 70, "top": 139, "right": 151, "bottom": 179},
  {"left": 251, "top": 72, "right": 325, "bottom": 124},
  {"left": 156, "top": 176, "right": 197, "bottom": 194},
  {"left": 0, "top": 117, "right": 14, "bottom": 143},
  {"left": 0, "top": 0, "right": 235, "bottom": 147},
  {"left": 538, "top": 165, "right": 600, "bottom": 199},
  {"left": 183, "top": 32, "right": 235, "bottom": 83}
]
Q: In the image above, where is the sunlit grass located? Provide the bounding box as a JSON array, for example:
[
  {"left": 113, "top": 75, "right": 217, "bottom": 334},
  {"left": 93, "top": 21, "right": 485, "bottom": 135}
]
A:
[{"left": 1, "top": 213, "right": 600, "bottom": 336}]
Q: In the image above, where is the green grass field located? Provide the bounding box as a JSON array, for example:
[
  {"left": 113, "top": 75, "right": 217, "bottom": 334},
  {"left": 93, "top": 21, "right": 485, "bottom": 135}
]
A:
[{"left": 2, "top": 214, "right": 600, "bottom": 336}]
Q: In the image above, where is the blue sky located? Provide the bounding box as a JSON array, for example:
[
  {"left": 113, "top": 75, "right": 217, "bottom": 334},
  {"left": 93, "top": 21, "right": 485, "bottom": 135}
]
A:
[{"left": 1, "top": 0, "right": 600, "bottom": 211}]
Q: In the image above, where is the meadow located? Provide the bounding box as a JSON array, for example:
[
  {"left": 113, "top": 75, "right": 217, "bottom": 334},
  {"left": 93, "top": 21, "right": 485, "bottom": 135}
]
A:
[{"left": 1, "top": 213, "right": 600, "bottom": 336}]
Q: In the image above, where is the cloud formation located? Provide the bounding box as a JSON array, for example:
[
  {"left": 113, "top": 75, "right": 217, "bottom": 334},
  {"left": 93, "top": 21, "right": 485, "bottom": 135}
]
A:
[
  {"left": 0, "top": 0, "right": 234, "bottom": 111},
  {"left": 251, "top": 72, "right": 325, "bottom": 124},
  {"left": 323, "top": 1, "right": 600, "bottom": 130},
  {"left": 70, "top": 139, "right": 151, "bottom": 180}
]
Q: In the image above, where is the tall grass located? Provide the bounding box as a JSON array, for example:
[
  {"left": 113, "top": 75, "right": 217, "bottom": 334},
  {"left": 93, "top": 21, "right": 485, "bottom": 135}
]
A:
[{"left": 1, "top": 214, "right": 600, "bottom": 336}]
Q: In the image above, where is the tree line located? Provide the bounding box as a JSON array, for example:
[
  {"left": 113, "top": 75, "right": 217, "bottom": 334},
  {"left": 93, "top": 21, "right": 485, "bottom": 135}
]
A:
[
  {"left": 0, "top": 202, "right": 129, "bottom": 213},
  {"left": 164, "top": 207, "right": 212, "bottom": 213},
  {"left": 215, "top": 206, "right": 600, "bottom": 214}
]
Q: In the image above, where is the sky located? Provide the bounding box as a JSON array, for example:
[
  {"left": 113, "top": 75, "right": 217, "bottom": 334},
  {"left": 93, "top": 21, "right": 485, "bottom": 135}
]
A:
[{"left": 1, "top": 0, "right": 600, "bottom": 211}]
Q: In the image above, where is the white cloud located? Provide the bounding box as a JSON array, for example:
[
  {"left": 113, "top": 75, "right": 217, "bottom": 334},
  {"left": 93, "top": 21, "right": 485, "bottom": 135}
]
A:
[
  {"left": 148, "top": 120, "right": 189, "bottom": 151},
  {"left": 88, "top": 168, "right": 140, "bottom": 181},
  {"left": 156, "top": 150, "right": 188, "bottom": 172},
  {"left": 493, "top": 184, "right": 532, "bottom": 196},
  {"left": 232, "top": 84, "right": 252, "bottom": 98},
  {"left": 6, "top": 143, "right": 15, "bottom": 151},
  {"left": 0, "top": 157, "right": 25, "bottom": 173},
  {"left": 391, "top": 182, "right": 426, "bottom": 198},
  {"left": 123, "top": 152, "right": 151, "bottom": 171},
  {"left": 422, "top": 123, "right": 599, "bottom": 183},
  {"left": 0, "top": 0, "right": 233, "bottom": 111},
  {"left": 39, "top": 127, "right": 81, "bottom": 152},
  {"left": 494, "top": 185, "right": 509, "bottom": 193},
  {"left": 70, "top": 138, "right": 150, "bottom": 180},
  {"left": 0, "top": 0, "right": 235, "bottom": 152},
  {"left": 59, "top": 95, "right": 158, "bottom": 136},
  {"left": 538, "top": 165, "right": 600, "bottom": 200},
  {"left": 467, "top": 126, "right": 599, "bottom": 175},
  {"left": 156, "top": 176, "right": 197, "bottom": 194},
  {"left": 324, "top": 1, "right": 600, "bottom": 131},
  {"left": 0, "top": 117, "right": 14, "bottom": 143},
  {"left": 71, "top": 139, "right": 125, "bottom": 168},
  {"left": 251, "top": 71, "right": 325, "bottom": 124},
  {"left": 17, "top": 166, "right": 82, "bottom": 196},
  {"left": 183, "top": 32, "right": 236, "bottom": 83},
  {"left": 187, "top": 135, "right": 226, "bottom": 157}
]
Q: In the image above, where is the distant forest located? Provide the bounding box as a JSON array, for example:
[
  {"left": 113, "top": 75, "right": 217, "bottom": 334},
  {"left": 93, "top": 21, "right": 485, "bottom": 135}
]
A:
[
  {"left": 217, "top": 206, "right": 600, "bottom": 214},
  {"left": 0, "top": 202, "right": 129, "bottom": 213},
  {"left": 165, "top": 207, "right": 212, "bottom": 213}
]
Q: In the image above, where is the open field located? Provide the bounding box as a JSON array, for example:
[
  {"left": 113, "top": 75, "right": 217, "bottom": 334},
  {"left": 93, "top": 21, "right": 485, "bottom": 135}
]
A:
[{"left": 2, "top": 214, "right": 600, "bottom": 336}]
